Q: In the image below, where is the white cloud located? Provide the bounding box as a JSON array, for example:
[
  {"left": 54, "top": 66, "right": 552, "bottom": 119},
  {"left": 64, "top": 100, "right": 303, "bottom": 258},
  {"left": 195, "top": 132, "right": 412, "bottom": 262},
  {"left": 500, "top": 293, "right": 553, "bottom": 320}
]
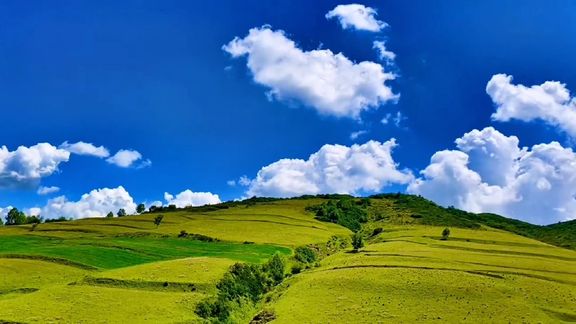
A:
[
  {"left": 146, "top": 200, "right": 163, "bottom": 209},
  {"left": 42, "top": 186, "right": 136, "bottom": 219},
  {"left": 238, "top": 176, "right": 251, "bottom": 186},
  {"left": 226, "top": 180, "right": 236, "bottom": 186},
  {"left": 350, "top": 130, "right": 367, "bottom": 140},
  {"left": 223, "top": 26, "right": 398, "bottom": 119},
  {"left": 381, "top": 111, "right": 405, "bottom": 127},
  {"left": 164, "top": 190, "right": 221, "bottom": 208},
  {"left": 325, "top": 4, "right": 387, "bottom": 32},
  {"left": 25, "top": 207, "right": 42, "bottom": 216},
  {"left": 0, "top": 206, "right": 14, "bottom": 219},
  {"left": 0, "top": 143, "right": 70, "bottom": 189},
  {"left": 106, "top": 149, "right": 150, "bottom": 168},
  {"left": 37, "top": 186, "right": 60, "bottom": 195},
  {"left": 246, "top": 140, "right": 413, "bottom": 198},
  {"left": 373, "top": 40, "right": 396, "bottom": 62},
  {"left": 487, "top": 74, "right": 576, "bottom": 138},
  {"left": 408, "top": 127, "right": 576, "bottom": 225},
  {"left": 59, "top": 141, "right": 110, "bottom": 158}
]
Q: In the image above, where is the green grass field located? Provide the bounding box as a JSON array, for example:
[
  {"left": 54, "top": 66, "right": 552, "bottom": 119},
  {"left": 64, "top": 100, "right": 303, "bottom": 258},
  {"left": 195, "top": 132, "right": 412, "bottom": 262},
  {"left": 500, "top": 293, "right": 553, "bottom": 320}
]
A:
[
  {"left": 0, "top": 197, "right": 575, "bottom": 323},
  {"left": 268, "top": 225, "right": 576, "bottom": 323}
]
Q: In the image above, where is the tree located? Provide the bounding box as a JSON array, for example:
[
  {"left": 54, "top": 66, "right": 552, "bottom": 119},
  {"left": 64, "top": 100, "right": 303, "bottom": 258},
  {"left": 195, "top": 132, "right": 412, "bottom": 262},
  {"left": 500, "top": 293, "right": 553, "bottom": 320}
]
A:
[
  {"left": 441, "top": 227, "right": 451, "bottom": 240},
  {"left": 106, "top": 211, "right": 114, "bottom": 218},
  {"left": 352, "top": 233, "right": 364, "bottom": 252},
  {"left": 5, "top": 208, "right": 26, "bottom": 225},
  {"left": 154, "top": 215, "right": 164, "bottom": 228},
  {"left": 136, "top": 203, "right": 146, "bottom": 214},
  {"left": 264, "top": 253, "right": 286, "bottom": 285},
  {"left": 30, "top": 223, "right": 39, "bottom": 232},
  {"left": 117, "top": 208, "right": 127, "bottom": 217}
]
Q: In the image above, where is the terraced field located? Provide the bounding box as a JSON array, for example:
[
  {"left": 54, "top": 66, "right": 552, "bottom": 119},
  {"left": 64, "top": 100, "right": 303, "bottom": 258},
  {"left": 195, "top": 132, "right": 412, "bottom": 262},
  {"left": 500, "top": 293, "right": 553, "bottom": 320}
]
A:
[
  {"left": 1, "top": 199, "right": 575, "bottom": 323},
  {"left": 0, "top": 200, "right": 347, "bottom": 323},
  {"left": 268, "top": 225, "right": 576, "bottom": 323}
]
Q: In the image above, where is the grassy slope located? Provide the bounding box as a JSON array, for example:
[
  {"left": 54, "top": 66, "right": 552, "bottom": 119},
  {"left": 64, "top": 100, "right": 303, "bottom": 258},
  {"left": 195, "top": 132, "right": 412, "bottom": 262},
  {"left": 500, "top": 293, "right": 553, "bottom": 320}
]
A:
[
  {"left": 368, "top": 194, "right": 576, "bottom": 250},
  {"left": 1, "top": 196, "right": 575, "bottom": 323},
  {"left": 269, "top": 225, "right": 576, "bottom": 323},
  {"left": 0, "top": 200, "right": 349, "bottom": 323}
]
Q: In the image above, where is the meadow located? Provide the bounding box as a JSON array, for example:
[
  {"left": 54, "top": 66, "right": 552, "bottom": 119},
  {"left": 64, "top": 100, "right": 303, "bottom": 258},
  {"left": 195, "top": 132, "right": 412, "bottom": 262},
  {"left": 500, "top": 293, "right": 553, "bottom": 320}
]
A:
[{"left": 0, "top": 197, "right": 575, "bottom": 323}]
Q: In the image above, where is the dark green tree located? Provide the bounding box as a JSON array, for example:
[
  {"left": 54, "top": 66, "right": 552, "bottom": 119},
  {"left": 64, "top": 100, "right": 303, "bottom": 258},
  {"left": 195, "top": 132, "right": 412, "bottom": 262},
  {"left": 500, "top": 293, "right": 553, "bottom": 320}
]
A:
[
  {"left": 441, "top": 227, "right": 451, "bottom": 240},
  {"left": 106, "top": 211, "right": 114, "bottom": 218},
  {"left": 5, "top": 208, "right": 26, "bottom": 225},
  {"left": 136, "top": 203, "right": 146, "bottom": 214},
  {"left": 117, "top": 208, "right": 127, "bottom": 217},
  {"left": 352, "top": 233, "right": 365, "bottom": 252},
  {"left": 154, "top": 215, "right": 164, "bottom": 228},
  {"left": 264, "top": 253, "right": 286, "bottom": 285}
]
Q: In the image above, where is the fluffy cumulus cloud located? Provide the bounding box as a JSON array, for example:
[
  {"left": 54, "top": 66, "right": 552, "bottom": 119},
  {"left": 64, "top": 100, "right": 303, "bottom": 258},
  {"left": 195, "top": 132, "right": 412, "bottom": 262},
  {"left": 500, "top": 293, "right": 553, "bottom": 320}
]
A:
[
  {"left": 487, "top": 74, "right": 576, "bottom": 138},
  {"left": 37, "top": 185, "right": 60, "bottom": 195},
  {"left": 246, "top": 140, "right": 413, "bottom": 198},
  {"left": 0, "top": 143, "right": 70, "bottom": 189},
  {"left": 106, "top": 149, "right": 151, "bottom": 168},
  {"left": 408, "top": 127, "right": 576, "bottom": 225},
  {"left": 325, "top": 4, "right": 387, "bottom": 32},
  {"left": 164, "top": 190, "right": 221, "bottom": 208},
  {"left": 223, "top": 26, "right": 398, "bottom": 119},
  {"left": 59, "top": 141, "right": 110, "bottom": 158},
  {"left": 42, "top": 186, "right": 136, "bottom": 219}
]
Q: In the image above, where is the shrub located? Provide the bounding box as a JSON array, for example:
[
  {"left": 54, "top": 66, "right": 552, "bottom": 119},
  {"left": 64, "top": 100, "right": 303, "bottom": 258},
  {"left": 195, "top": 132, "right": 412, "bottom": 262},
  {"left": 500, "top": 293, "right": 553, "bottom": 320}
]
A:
[
  {"left": 294, "top": 246, "right": 317, "bottom": 264},
  {"left": 441, "top": 227, "right": 451, "bottom": 240},
  {"left": 154, "top": 215, "right": 164, "bottom": 228},
  {"left": 264, "top": 253, "right": 286, "bottom": 284},
  {"left": 371, "top": 227, "right": 384, "bottom": 237},
  {"left": 291, "top": 264, "right": 303, "bottom": 274},
  {"left": 352, "top": 233, "right": 365, "bottom": 252}
]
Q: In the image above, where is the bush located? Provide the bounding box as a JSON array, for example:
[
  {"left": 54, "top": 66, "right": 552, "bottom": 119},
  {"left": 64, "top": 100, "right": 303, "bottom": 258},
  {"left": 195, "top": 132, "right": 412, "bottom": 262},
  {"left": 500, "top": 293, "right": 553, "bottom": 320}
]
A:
[
  {"left": 441, "top": 227, "right": 451, "bottom": 240},
  {"left": 309, "top": 198, "right": 368, "bottom": 232},
  {"left": 352, "top": 233, "right": 365, "bottom": 252},
  {"left": 294, "top": 246, "right": 317, "bottom": 264},
  {"left": 371, "top": 227, "right": 384, "bottom": 237},
  {"left": 291, "top": 264, "right": 303, "bottom": 274},
  {"left": 264, "top": 253, "right": 286, "bottom": 284},
  {"left": 196, "top": 253, "right": 288, "bottom": 322}
]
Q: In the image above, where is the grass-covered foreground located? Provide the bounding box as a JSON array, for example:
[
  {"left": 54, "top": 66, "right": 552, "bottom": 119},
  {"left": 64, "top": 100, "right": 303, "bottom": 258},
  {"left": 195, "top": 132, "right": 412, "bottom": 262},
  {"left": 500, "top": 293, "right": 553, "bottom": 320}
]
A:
[{"left": 0, "top": 196, "right": 575, "bottom": 323}]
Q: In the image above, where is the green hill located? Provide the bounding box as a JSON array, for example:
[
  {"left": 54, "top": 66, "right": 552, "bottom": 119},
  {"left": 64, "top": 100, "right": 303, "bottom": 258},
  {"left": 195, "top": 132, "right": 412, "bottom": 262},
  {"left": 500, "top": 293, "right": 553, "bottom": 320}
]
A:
[{"left": 0, "top": 195, "right": 575, "bottom": 323}]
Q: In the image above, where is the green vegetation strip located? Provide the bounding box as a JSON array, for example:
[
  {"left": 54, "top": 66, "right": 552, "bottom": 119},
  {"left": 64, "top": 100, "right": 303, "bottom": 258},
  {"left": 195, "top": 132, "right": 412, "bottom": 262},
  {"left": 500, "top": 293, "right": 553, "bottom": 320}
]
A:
[
  {"left": 0, "top": 287, "right": 39, "bottom": 296},
  {"left": 73, "top": 277, "right": 209, "bottom": 292}
]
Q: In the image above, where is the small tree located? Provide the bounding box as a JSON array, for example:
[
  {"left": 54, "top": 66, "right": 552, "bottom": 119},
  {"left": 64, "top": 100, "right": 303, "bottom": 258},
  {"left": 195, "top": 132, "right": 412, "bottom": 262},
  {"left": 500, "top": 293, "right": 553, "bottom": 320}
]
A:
[
  {"left": 264, "top": 253, "right": 286, "bottom": 285},
  {"left": 30, "top": 223, "right": 39, "bottom": 232},
  {"left": 5, "top": 208, "right": 26, "bottom": 225},
  {"left": 441, "top": 227, "right": 451, "bottom": 240},
  {"left": 351, "top": 233, "right": 364, "bottom": 252},
  {"left": 117, "top": 208, "right": 127, "bottom": 217},
  {"left": 136, "top": 203, "right": 146, "bottom": 214},
  {"left": 106, "top": 211, "right": 114, "bottom": 218},
  {"left": 154, "top": 215, "right": 164, "bottom": 228}
]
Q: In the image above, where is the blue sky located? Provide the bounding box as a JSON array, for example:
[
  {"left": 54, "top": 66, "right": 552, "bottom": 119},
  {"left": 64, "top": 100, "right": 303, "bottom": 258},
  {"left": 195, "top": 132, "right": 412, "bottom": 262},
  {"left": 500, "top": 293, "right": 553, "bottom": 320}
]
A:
[{"left": 1, "top": 1, "right": 576, "bottom": 225}]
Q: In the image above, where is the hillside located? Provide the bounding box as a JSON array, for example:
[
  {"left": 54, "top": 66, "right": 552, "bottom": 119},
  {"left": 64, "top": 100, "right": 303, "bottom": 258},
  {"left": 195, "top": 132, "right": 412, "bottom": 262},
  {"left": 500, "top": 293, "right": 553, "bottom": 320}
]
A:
[
  {"left": 0, "top": 195, "right": 575, "bottom": 323},
  {"left": 367, "top": 193, "right": 576, "bottom": 250}
]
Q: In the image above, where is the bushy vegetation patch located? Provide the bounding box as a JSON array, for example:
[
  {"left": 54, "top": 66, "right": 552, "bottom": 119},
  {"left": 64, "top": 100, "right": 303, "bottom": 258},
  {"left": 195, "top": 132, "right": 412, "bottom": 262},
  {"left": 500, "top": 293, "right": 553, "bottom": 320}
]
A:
[
  {"left": 178, "top": 230, "right": 219, "bottom": 242},
  {"left": 306, "top": 198, "right": 369, "bottom": 232},
  {"left": 195, "top": 253, "right": 287, "bottom": 322}
]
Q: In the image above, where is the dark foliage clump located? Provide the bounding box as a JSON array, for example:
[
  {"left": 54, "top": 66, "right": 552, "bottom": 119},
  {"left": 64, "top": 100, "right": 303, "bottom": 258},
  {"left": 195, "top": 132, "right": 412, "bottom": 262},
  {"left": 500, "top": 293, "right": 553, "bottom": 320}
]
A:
[{"left": 307, "top": 198, "right": 368, "bottom": 232}]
